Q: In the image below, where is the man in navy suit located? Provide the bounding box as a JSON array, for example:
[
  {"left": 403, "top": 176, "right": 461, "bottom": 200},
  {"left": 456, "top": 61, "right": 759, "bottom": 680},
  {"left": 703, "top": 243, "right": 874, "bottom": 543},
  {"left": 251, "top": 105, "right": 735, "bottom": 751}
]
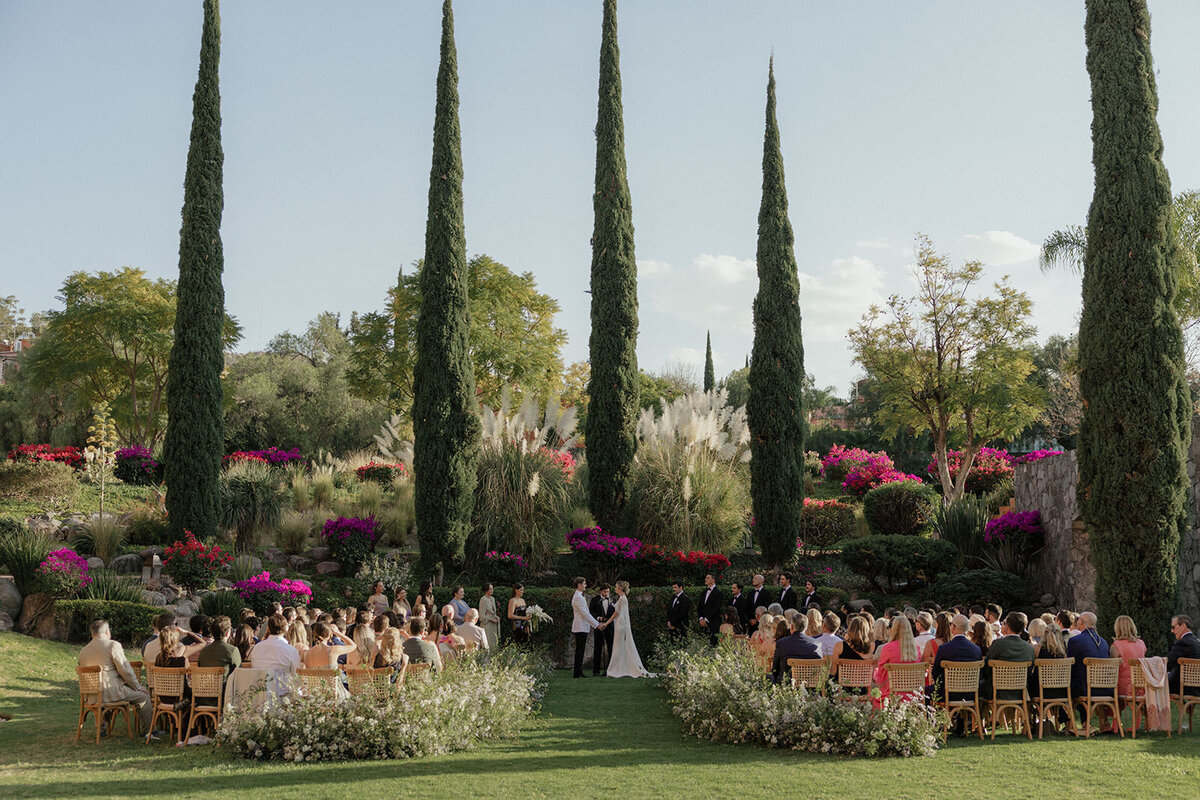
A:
[
  {"left": 1066, "top": 611, "right": 1110, "bottom": 698},
  {"left": 931, "top": 614, "right": 982, "bottom": 703},
  {"left": 771, "top": 617, "right": 820, "bottom": 684},
  {"left": 1168, "top": 614, "right": 1200, "bottom": 696}
]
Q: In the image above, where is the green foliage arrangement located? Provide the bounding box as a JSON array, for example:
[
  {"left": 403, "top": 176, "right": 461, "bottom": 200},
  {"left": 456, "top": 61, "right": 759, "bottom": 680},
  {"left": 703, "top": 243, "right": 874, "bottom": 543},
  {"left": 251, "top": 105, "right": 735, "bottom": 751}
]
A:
[
  {"left": 0, "top": 521, "right": 51, "bottom": 596},
  {"left": 0, "top": 460, "right": 80, "bottom": 506},
  {"left": 199, "top": 588, "right": 246, "bottom": 620},
  {"left": 932, "top": 495, "right": 991, "bottom": 568},
  {"left": 796, "top": 498, "right": 857, "bottom": 554},
  {"left": 748, "top": 60, "right": 806, "bottom": 570},
  {"left": 78, "top": 570, "right": 146, "bottom": 604},
  {"left": 54, "top": 599, "right": 160, "bottom": 644},
  {"left": 71, "top": 517, "right": 127, "bottom": 564},
  {"left": 1077, "top": 0, "right": 1191, "bottom": 652},
  {"left": 838, "top": 535, "right": 957, "bottom": 593},
  {"left": 928, "top": 569, "right": 1029, "bottom": 612},
  {"left": 862, "top": 481, "right": 939, "bottom": 537},
  {"left": 219, "top": 459, "right": 284, "bottom": 552}
]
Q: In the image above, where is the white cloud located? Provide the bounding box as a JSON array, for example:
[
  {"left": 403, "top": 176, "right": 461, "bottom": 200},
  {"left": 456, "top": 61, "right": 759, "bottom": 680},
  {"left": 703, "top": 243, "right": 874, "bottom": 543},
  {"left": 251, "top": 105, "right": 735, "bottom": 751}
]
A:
[
  {"left": 668, "top": 346, "right": 705, "bottom": 366},
  {"left": 855, "top": 238, "right": 891, "bottom": 250},
  {"left": 637, "top": 258, "right": 672, "bottom": 277},
  {"left": 955, "top": 230, "right": 1039, "bottom": 266},
  {"left": 798, "top": 256, "right": 887, "bottom": 341},
  {"left": 639, "top": 253, "right": 759, "bottom": 331}
]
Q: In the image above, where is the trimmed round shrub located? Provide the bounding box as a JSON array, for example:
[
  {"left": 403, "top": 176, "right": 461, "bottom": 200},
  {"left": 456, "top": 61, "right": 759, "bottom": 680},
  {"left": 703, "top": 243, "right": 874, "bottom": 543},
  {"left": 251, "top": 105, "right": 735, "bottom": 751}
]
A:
[
  {"left": 928, "top": 569, "right": 1029, "bottom": 611},
  {"left": 838, "top": 535, "right": 957, "bottom": 592},
  {"left": 797, "top": 498, "right": 856, "bottom": 553},
  {"left": 0, "top": 460, "right": 80, "bottom": 505},
  {"left": 54, "top": 599, "right": 160, "bottom": 644},
  {"left": 862, "top": 480, "right": 939, "bottom": 537}
]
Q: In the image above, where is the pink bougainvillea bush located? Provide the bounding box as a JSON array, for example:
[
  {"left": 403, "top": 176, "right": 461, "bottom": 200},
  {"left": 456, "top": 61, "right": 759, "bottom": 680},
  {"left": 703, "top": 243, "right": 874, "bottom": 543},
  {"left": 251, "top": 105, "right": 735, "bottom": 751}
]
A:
[{"left": 927, "top": 447, "right": 1014, "bottom": 495}]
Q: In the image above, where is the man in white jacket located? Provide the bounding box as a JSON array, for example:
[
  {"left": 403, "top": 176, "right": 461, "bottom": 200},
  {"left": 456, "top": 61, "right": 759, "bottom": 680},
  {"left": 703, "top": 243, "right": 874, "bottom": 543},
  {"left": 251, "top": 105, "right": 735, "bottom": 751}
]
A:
[{"left": 571, "top": 577, "right": 600, "bottom": 678}]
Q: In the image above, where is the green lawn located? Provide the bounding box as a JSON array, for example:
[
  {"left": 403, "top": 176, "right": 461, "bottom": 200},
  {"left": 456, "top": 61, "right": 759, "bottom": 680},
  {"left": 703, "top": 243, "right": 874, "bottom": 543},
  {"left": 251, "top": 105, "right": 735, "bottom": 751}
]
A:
[
  {"left": 0, "top": 481, "right": 157, "bottom": 519},
  {"left": 1, "top": 632, "right": 1198, "bottom": 799}
]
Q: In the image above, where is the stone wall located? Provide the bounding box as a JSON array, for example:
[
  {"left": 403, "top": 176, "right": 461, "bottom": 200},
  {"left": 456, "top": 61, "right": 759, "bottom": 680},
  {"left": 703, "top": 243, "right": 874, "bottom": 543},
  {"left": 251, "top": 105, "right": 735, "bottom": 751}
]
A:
[{"left": 1015, "top": 417, "right": 1200, "bottom": 621}]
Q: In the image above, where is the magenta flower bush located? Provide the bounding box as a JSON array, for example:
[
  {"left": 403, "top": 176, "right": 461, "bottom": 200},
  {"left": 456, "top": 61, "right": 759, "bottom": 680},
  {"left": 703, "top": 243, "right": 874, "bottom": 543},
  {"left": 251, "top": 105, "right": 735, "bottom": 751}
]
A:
[
  {"left": 36, "top": 547, "right": 91, "bottom": 597},
  {"left": 1015, "top": 449, "right": 1064, "bottom": 464},
  {"left": 233, "top": 570, "right": 313, "bottom": 615},
  {"left": 982, "top": 510, "right": 1045, "bottom": 575},
  {"left": 841, "top": 451, "right": 922, "bottom": 498},
  {"left": 224, "top": 447, "right": 304, "bottom": 467},
  {"left": 927, "top": 446, "right": 1014, "bottom": 495},
  {"left": 321, "top": 515, "right": 378, "bottom": 572},
  {"left": 483, "top": 551, "right": 526, "bottom": 585},
  {"left": 113, "top": 445, "right": 160, "bottom": 485},
  {"left": 820, "top": 445, "right": 881, "bottom": 484}
]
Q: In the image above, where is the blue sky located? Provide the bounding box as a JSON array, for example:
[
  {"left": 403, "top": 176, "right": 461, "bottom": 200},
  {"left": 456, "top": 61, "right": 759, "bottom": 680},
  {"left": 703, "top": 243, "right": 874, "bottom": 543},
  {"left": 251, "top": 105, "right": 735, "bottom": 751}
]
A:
[{"left": 3, "top": 1, "right": 1199, "bottom": 395}]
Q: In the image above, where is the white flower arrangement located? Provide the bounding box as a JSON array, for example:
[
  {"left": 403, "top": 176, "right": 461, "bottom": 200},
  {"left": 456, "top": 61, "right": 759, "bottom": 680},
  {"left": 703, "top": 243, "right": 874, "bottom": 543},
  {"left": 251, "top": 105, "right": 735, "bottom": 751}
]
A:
[{"left": 523, "top": 604, "right": 553, "bottom": 634}]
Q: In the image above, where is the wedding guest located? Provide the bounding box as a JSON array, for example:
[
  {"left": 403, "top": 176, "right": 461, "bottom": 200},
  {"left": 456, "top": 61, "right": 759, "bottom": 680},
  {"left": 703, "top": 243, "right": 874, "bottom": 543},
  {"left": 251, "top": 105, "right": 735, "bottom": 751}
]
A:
[
  {"left": 921, "top": 613, "right": 951, "bottom": 665},
  {"left": 509, "top": 584, "right": 532, "bottom": 645},
  {"left": 873, "top": 616, "right": 923, "bottom": 708},
  {"left": 285, "top": 620, "right": 309, "bottom": 658},
  {"left": 459, "top": 608, "right": 489, "bottom": 651},
  {"left": 425, "top": 613, "right": 443, "bottom": 646},
  {"left": 141, "top": 612, "right": 177, "bottom": 667},
  {"left": 415, "top": 581, "right": 437, "bottom": 616},
  {"left": 374, "top": 628, "right": 409, "bottom": 676},
  {"left": 697, "top": 574, "right": 724, "bottom": 645},
  {"left": 348, "top": 621, "right": 379, "bottom": 668},
  {"left": 152, "top": 627, "right": 194, "bottom": 735},
  {"left": 981, "top": 612, "right": 1035, "bottom": 701},
  {"left": 252, "top": 614, "right": 301, "bottom": 682},
  {"left": 730, "top": 582, "right": 751, "bottom": 631},
  {"left": 1057, "top": 610, "right": 1077, "bottom": 638},
  {"left": 367, "top": 581, "right": 389, "bottom": 616},
  {"left": 301, "top": 622, "right": 358, "bottom": 668},
  {"left": 402, "top": 618, "right": 442, "bottom": 672},
  {"left": 392, "top": 588, "right": 412, "bottom": 621},
  {"left": 232, "top": 622, "right": 257, "bottom": 662},
  {"left": 1110, "top": 615, "right": 1147, "bottom": 703},
  {"left": 1066, "top": 611, "right": 1110, "bottom": 699},
  {"left": 1028, "top": 618, "right": 1047, "bottom": 647},
  {"left": 784, "top": 608, "right": 803, "bottom": 634},
  {"left": 766, "top": 602, "right": 785, "bottom": 618},
  {"left": 913, "top": 612, "right": 935, "bottom": 654},
  {"left": 77, "top": 619, "right": 152, "bottom": 733},
  {"left": 372, "top": 615, "right": 391, "bottom": 637},
  {"left": 479, "top": 583, "right": 501, "bottom": 652},
  {"left": 970, "top": 619, "right": 994, "bottom": 653},
  {"left": 816, "top": 612, "right": 842, "bottom": 657},
  {"left": 805, "top": 609, "right": 822, "bottom": 638},
  {"left": 832, "top": 614, "right": 875, "bottom": 687},
  {"left": 438, "top": 620, "right": 466, "bottom": 662},
  {"left": 930, "top": 614, "right": 981, "bottom": 705},
  {"left": 719, "top": 607, "right": 743, "bottom": 638},
  {"left": 667, "top": 581, "right": 691, "bottom": 639},
  {"left": 411, "top": 603, "right": 427, "bottom": 622},
  {"left": 872, "top": 617, "right": 889, "bottom": 651},
  {"left": 750, "top": 614, "right": 778, "bottom": 665},
  {"left": 197, "top": 616, "right": 242, "bottom": 680},
  {"left": 1040, "top": 612, "right": 1057, "bottom": 631},
  {"left": 771, "top": 616, "right": 820, "bottom": 685},
  {"left": 1168, "top": 615, "right": 1200, "bottom": 696},
  {"left": 449, "top": 586, "right": 469, "bottom": 625},
  {"left": 1029, "top": 625, "right": 1069, "bottom": 708}
]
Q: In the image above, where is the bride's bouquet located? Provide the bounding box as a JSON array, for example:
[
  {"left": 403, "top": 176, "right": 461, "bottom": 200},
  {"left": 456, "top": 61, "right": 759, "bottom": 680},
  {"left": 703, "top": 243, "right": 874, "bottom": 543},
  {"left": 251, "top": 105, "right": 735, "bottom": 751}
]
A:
[{"left": 524, "top": 604, "right": 553, "bottom": 634}]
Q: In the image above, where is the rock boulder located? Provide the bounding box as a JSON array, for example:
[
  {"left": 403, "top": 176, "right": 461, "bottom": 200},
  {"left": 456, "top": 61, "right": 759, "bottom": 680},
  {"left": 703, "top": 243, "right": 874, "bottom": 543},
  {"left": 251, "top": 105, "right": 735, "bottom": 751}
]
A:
[
  {"left": 0, "top": 577, "right": 21, "bottom": 619},
  {"left": 110, "top": 553, "right": 143, "bottom": 575},
  {"left": 315, "top": 561, "right": 341, "bottom": 576}
]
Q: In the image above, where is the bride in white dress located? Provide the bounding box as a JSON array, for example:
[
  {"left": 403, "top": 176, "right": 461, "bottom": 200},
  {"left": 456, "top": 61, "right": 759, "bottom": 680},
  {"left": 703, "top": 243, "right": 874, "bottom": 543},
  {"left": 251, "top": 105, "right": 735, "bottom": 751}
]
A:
[{"left": 606, "top": 581, "right": 654, "bottom": 678}]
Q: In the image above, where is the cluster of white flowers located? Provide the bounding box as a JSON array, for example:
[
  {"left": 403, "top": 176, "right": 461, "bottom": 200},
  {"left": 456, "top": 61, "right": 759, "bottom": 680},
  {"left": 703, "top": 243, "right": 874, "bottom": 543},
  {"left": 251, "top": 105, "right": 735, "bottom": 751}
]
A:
[
  {"left": 217, "top": 651, "right": 544, "bottom": 762},
  {"left": 662, "top": 647, "right": 942, "bottom": 758}
]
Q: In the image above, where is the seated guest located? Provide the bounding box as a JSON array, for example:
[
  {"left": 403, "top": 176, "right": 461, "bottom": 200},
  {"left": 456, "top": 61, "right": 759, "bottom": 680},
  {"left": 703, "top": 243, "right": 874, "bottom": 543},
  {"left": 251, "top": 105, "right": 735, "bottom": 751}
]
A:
[
  {"left": 285, "top": 620, "right": 309, "bottom": 658},
  {"left": 913, "top": 612, "right": 935, "bottom": 655},
  {"left": 752, "top": 606, "right": 768, "bottom": 635},
  {"left": 1168, "top": 614, "right": 1200, "bottom": 696},
  {"left": 1058, "top": 610, "right": 1077, "bottom": 638},
  {"left": 931, "top": 614, "right": 982, "bottom": 703},
  {"left": 719, "top": 607, "right": 743, "bottom": 638},
  {"left": 367, "top": 581, "right": 390, "bottom": 616},
  {"left": 750, "top": 614, "right": 777, "bottom": 664},
  {"left": 1066, "top": 611, "right": 1110, "bottom": 698},
  {"left": 141, "top": 612, "right": 177, "bottom": 666},
  {"left": 982, "top": 612, "right": 1035, "bottom": 700},
  {"left": 411, "top": 603, "right": 427, "bottom": 621},
  {"left": 1110, "top": 615, "right": 1147, "bottom": 701},
  {"left": 1028, "top": 618, "right": 1047, "bottom": 647},
  {"left": 970, "top": 618, "right": 994, "bottom": 653},
  {"left": 832, "top": 615, "right": 874, "bottom": 690},
  {"left": 402, "top": 618, "right": 443, "bottom": 672},
  {"left": 374, "top": 627, "right": 410, "bottom": 676},
  {"left": 302, "top": 622, "right": 358, "bottom": 668},
  {"left": 153, "top": 627, "right": 194, "bottom": 730},
  {"left": 438, "top": 620, "right": 466, "bottom": 662},
  {"left": 458, "top": 608, "right": 489, "bottom": 650},
  {"left": 872, "top": 617, "right": 889, "bottom": 651},
  {"left": 766, "top": 602, "right": 785, "bottom": 618},
  {"left": 232, "top": 622, "right": 257, "bottom": 662},
  {"left": 771, "top": 616, "right": 820, "bottom": 685},
  {"left": 346, "top": 609, "right": 372, "bottom": 642},
  {"left": 250, "top": 614, "right": 301, "bottom": 682},
  {"left": 426, "top": 613, "right": 444, "bottom": 645},
  {"left": 372, "top": 615, "right": 391, "bottom": 637},
  {"left": 449, "top": 586, "right": 470, "bottom": 625},
  {"left": 815, "top": 612, "right": 842, "bottom": 657},
  {"left": 922, "top": 612, "right": 952, "bottom": 665},
  {"left": 805, "top": 609, "right": 822, "bottom": 638},
  {"left": 78, "top": 618, "right": 152, "bottom": 734},
  {"left": 1029, "top": 626, "right": 1069, "bottom": 703},
  {"left": 1040, "top": 612, "right": 1056, "bottom": 631},
  {"left": 347, "top": 622, "right": 379, "bottom": 668},
  {"left": 197, "top": 616, "right": 242, "bottom": 679},
  {"left": 873, "top": 616, "right": 923, "bottom": 708}
]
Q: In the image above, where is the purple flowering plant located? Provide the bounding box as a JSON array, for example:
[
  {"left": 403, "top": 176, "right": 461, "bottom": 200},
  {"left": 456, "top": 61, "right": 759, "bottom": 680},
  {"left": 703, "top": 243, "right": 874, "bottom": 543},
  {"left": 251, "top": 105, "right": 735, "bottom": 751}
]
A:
[
  {"left": 1015, "top": 450, "right": 1064, "bottom": 464},
  {"left": 483, "top": 550, "right": 526, "bottom": 585},
  {"left": 982, "top": 510, "right": 1044, "bottom": 575},
  {"left": 233, "top": 570, "right": 312, "bottom": 615},
  {"left": 321, "top": 515, "right": 377, "bottom": 572},
  {"left": 36, "top": 547, "right": 91, "bottom": 597},
  {"left": 113, "top": 445, "right": 160, "bottom": 485}
]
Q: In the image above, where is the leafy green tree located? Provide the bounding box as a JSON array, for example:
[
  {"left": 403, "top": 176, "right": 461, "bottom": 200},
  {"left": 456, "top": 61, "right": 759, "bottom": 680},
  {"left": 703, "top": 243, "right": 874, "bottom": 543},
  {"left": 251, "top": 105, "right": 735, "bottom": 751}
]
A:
[
  {"left": 0, "top": 296, "right": 45, "bottom": 343},
  {"left": 638, "top": 366, "right": 696, "bottom": 416},
  {"left": 559, "top": 360, "right": 591, "bottom": 439},
  {"left": 23, "top": 268, "right": 239, "bottom": 448},
  {"left": 748, "top": 59, "right": 806, "bottom": 571},
  {"left": 848, "top": 235, "right": 1041, "bottom": 503},
  {"left": 1078, "top": 0, "right": 1189, "bottom": 651},
  {"left": 719, "top": 365, "right": 750, "bottom": 409},
  {"left": 412, "top": 0, "right": 480, "bottom": 574},
  {"left": 585, "top": 0, "right": 640, "bottom": 535},
  {"left": 703, "top": 332, "right": 714, "bottom": 393}
]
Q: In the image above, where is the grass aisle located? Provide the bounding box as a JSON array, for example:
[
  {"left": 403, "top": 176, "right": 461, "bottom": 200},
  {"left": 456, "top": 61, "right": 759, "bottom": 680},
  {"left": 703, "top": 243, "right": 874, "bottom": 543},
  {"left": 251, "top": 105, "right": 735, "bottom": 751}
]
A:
[{"left": 2, "top": 634, "right": 1199, "bottom": 799}]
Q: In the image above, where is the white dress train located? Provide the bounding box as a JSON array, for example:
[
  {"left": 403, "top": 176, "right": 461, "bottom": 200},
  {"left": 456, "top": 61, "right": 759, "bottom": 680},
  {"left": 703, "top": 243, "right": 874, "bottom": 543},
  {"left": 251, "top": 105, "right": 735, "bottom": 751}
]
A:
[{"left": 607, "top": 595, "right": 654, "bottom": 678}]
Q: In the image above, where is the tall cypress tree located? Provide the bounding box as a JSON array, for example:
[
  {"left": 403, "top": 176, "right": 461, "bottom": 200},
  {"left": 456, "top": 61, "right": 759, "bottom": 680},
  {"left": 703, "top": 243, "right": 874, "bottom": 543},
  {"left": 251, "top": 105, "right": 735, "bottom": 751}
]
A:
[
  {"left": 585, "top": 0, "right": 639, "bottom": 535},
  {"left": 1078, "top": 0, "right": 1189, "bottom": 651},
  {"left": 412, "top": 0, "right": 480, "bottom": 574},
  {"left": 164, "top": 0, "right": 225, "bottom": 541},
  {"left": 748, "top": 59, "right": 805, "bottom": 571},
  {"left": 703, "top": 332, "right": 715, "bottom": 393}
]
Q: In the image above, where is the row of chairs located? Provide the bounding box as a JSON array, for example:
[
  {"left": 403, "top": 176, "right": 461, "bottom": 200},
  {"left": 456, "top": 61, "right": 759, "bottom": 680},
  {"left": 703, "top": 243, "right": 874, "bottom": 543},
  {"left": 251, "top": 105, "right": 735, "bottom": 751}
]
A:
[
  {"left": 76, "top": 660, "right": 437, "bottom": 744},
  {"left": 779, "top": 654, "right": 1200, "bottom": 740}
]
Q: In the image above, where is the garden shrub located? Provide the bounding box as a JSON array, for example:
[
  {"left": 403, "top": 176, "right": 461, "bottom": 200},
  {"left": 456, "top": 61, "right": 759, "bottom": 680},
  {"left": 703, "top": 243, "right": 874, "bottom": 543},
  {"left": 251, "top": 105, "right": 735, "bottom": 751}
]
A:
[
  {"left": 78, "top": 570, "right": 145, "bottom": 603},
  {"left": 928, "top": 569, "right": 1029, "bottom": 611},
  {"left": 983, "top": 510, "right": 1045, "bottom": 575},
  {"left": 481, "top": 551, "right": 526, "bottom": 586},
  {"left": 274, "top": 511, "right": 315, "bottom": 555},
  {"left": 232, "top": 571, "right": 313, "bottom": 616},
  {"left": 163, "top": 531, "right": 233, "bottom": 593},
  {"left": 843, "top": 462, "right": 924, "bottom": 499},
  {"left": 124, "top": 509, "right": 171, "bottom": 547},
  {"left": 804, "top": 450, "right": 821, "bottom": 477},
  {"left": 35, "top": 547, "right": 91, "bottom": 597},
  {"left": 932, "top": 495, "right": 990, "bottom": 567},
  {"left": 663, "top": 646, "right": 940, "bottom": 757},
  {"left": 321, "top": 515, "right": 377, "bottom": 574},
  {"left": 71, "top": 517, "right": 127, "bottom": 564},
  {"left": 838, "top": 535, "right": 957, "bottom": 592},
  {"left": 356, "top": 461, "right": 407, "bottom": 485},
  {"left": 113, "top": 445, "right": 160, "bottom": 485},
  {"left": 927, "top": 447, "right": 1014, "bottom": 496},
  {"left": 471, "top": 443, "right": 571, "bottom": 572},
  {"left": 820, "top": 444, "right": 881, "bottom": 485},
  {"left": 355, "top": 553, "right": 411, "bottom": 594},
  {"left": 199, "top": 588, "right": 247, "bottom": 620},
  {"left": 862, "top": 481, "right": 939, "bottom": 537},
  {"left": 220, "top": 459, "right": 284, "bottom": 551},
  {"left": 796, "top": 498, "right": 857, "bottom": 554},
  {"left": 7, "top": 443, "right": 83, "bottom": 469},
  {"left": 0, "top": 522, "right": 51, "bottom": 595},
  {"left": 564, "top": 527, "right": 731, "bottom": 586},
  {"left": 224, "top": 447, "right": 304, "bottom": 467},
  {"left": 54, "top": 599, "right": 160, "bottom": 644},
  {"left": 0, "top": 460, "right": 81, "bottom": 505}
]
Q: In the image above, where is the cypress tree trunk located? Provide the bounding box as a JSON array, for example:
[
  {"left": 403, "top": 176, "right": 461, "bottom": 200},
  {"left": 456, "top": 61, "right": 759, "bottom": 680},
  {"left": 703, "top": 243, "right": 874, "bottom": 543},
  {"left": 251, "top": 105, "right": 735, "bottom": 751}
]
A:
[
  {"left": 164, "top": 0, "right": 225, "bottom": 541},
  {"left": 703, "top": 332, "right": 715, "bottom": 393},
  {"left": 1078, "top": 0, "right": 1190, "bottom": 651},
  {"left": 585, "top": 0, "right": 639, "bottom": 535},
  {"left": 748, "top": 59, "right": 805, "bottom": 571},
  {"left": 413, "top": 0, "right": 480, "bottom": 574}
]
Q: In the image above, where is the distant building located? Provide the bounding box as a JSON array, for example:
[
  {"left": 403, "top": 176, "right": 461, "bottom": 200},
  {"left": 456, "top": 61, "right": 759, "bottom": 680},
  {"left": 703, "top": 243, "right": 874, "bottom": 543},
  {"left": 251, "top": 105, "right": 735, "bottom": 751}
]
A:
[
  {"left": 809, "top": 403, "right": 853, "bottom": 431},
  {"left": 0, "top": 339, "right": 32, "bottom": 385}
]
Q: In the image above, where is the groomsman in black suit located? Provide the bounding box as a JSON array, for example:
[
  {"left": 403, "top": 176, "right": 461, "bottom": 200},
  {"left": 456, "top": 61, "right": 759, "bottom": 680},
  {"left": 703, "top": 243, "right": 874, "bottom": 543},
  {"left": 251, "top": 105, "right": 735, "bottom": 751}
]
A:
[
  {"left": 778, "top": 573, "right": 798, "bottom": 611},
  {"left": 746, "top": 574, "right": 772, "bottom": 633},
  {"left": 589, "top": 584, "right": 616, "bottom": 676},
  {"left": 730, "top": 582, "right": 752, "bottom": 632},
  {"left": 667, "top": 581, "right": 691, "bottom": 640},
  {"left": 697, "top": 574, "right": 725, "bottom": 645},
  {"left": 801, "top": 580, "right": 821, "bottom": 610}
]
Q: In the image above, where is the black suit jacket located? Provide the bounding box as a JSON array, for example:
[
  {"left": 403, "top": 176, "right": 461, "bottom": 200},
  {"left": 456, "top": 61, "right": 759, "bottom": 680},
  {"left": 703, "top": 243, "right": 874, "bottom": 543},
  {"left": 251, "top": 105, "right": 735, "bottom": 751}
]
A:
[
  {"left": 801, "top": 591, "right": 820, "bottom": 610},
  {"left": 748, "top": 586, "right": 773, "bottom": 612},
  {"left": 1168, "top": 632, "right": 1200, "bottom": 694},
  {"left": 931, "top": 635, "right": 983, "bottom": 701},
  {"left": 771, "top": 632, "right": 821, "bottom": 683},
  {"left": 667, "top": 592, "right": 691, "bottom": 630},
  {"left": 697, "top": 585, "right": 725, "bottom": 629},
  {"left": 778, "top": 585, "right": 797, "bottom": 611},
  {"left": 731, "top": 593, "right": 752, "bottom": 628},
  {"left": 589, "top": 594, "right": 614, "bottom": 624}
]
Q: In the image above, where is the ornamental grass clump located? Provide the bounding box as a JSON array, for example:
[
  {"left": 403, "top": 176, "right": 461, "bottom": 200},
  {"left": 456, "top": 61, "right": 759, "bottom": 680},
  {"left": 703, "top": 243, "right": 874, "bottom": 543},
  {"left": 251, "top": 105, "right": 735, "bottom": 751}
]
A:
[
  {"left": 321, "top": 515, "right": 377, "bottom": 573},
  {"left": 35, "top": 547, "right": 91, "bottom": 598},
  {"left": 663, "top": 645, "right": 940, "bottom": 757},
  {"left": 163, "top": 531, "right": 232, "bottom": 593}
]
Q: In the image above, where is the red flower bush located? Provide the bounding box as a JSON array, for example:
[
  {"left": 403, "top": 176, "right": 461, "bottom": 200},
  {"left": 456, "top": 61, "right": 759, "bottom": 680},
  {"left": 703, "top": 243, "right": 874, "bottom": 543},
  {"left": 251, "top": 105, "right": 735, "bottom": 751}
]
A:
[
  {"left": 356, "top": 462, "right": 408, "bottom": 484},
  {"left": 163, "top": 531, "right": 232, "bottom": 592},
  {"left": 7, "top": 443, "right": 84, "bottom": 470},
  {"left": 540, "top": 448, "right": 576, "bottom": 481}
]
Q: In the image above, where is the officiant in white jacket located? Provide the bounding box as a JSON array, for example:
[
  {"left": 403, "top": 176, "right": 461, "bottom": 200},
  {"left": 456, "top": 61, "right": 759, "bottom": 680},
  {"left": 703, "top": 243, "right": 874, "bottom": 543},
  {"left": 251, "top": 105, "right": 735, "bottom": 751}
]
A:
[{"left": 571, "top": 577, "right": 600, "bottom": 678}]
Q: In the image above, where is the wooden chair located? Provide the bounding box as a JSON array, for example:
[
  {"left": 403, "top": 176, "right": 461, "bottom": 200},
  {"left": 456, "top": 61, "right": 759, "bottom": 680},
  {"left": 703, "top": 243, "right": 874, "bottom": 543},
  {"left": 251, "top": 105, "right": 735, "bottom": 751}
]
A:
[
  {"left": 939, "top": 660, "right": 984, "bottom": 740},
  {"left": 347, "top": 667, "right": 393, "bottom": 702},
  {"left": 185, "top": 667, "right": 226, "bottom": 741},
  {"left": 1173, "top": 657, "right": 1200, "bottom": 735},
  {"left": 145, "top": 665, "right": 189, "bottom": 744},
  {"left": 1033, "top": 658, "right": 1078, "bottom": 739},
  {"left": 295, "top": 667, "right": 342, "bottom": 697},
  {"left": 882, "top": 662, "right": 927, "bottom": 705},
  {"left": 987, "top": 660, "right": 1032, "bottom": 740},
  {"left": 127, "top": 660, "right": 146, "bottom": 687},
  {"left": 75, "top": 666, "right": 136, "bottom": 743},
  {"left": 834, "top": 655, "right": 876, "bottom": 698},
  {"left": 788, "top": 658, "right": 826, "bottom": 692},
  {"left": 239, "top": 660, "right": 253, "bottom": 669},
  {"left": 405, "top": 661, "right": 434, "bottom": 680},
  {"left": 1121, "top": 659, "right": 1166, "bottom": 739},
  {"left": 1080, "top": 657, "right": 1123, "bottom": 737}
]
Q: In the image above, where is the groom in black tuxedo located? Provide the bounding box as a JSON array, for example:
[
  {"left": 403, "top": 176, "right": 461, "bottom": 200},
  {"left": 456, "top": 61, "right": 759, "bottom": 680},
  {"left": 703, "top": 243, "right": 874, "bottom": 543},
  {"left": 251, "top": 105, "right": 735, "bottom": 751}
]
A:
[
  {"left": 589, "top": 584, "right": 615, "bottom": 676},
  {"left": 697, "top": 573, "right": 724, "bottom": 646},
  {"left": 667, "top": 581, "right": 691, "bottom": 640}
]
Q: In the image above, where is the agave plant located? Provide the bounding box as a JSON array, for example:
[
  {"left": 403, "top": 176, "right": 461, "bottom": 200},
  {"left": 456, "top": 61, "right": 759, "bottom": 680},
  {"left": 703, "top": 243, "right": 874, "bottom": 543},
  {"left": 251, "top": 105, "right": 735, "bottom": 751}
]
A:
[{"left": 220, "top": 459, "right": 284, "bottom": 552}]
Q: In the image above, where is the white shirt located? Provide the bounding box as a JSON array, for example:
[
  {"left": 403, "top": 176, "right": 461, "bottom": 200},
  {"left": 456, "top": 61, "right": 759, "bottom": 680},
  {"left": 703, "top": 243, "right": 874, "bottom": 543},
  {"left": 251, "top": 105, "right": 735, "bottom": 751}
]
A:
[
  {"left": 571, "top": 590, "right": 599, "bottom": 634},
  {"left": 914, "top": 631, "right": 935, "bottom": 654},
  {"left": 250, "top": 634, "right": 300, "bottom": 679},
  {"left": 816, "top": 632, "right": 842, "bottom": 657}
]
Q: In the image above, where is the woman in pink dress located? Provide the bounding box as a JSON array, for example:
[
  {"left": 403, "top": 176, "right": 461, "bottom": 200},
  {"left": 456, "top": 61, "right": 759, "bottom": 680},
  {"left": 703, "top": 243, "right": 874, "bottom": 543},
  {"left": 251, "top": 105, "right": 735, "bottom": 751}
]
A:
[
  {"left": 1111, "top": 615, "right": 1147, "bottom": 702},
  {"left": 872, "top": 616, "right": 923, "bottom": 709}
]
